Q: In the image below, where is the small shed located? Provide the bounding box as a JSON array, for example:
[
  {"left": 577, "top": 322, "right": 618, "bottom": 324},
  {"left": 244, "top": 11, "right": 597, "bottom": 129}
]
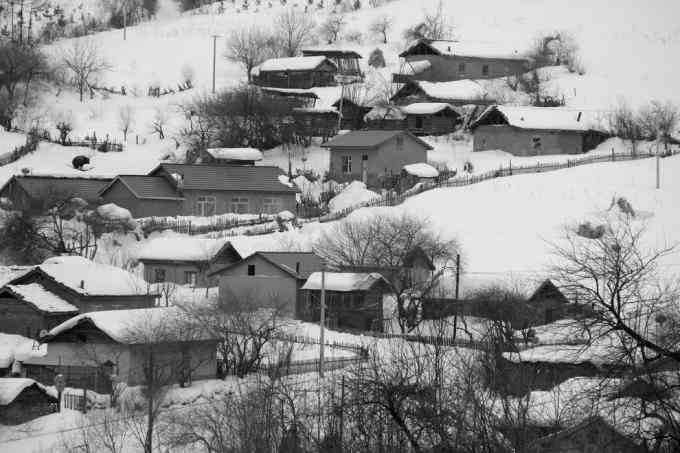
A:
[
  {"left": 301, "top": 272, "right": 392, "bottom": 331},
  {"left": 200, "top": 148, "right": 264, "bottom": 166},
  {"left": 302, "top": 49, "right": 362, "bottom": 77},
  {"left": 254, "top": 56, "right": 338, "bottom": 89},
  {"left": 399, "top": 103, "right": 462, "bottom": 135},
  {"left": 0, "top": 175, "right": 112, "bottom": 212},
  {"left": 0, "top": 378, "right": 57, "bottom": 425}
]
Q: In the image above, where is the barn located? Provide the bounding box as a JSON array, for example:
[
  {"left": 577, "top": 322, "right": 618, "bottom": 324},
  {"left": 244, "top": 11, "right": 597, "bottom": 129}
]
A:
[
  {"left": 253, "top": 56, "right": 338, "bottom": 89},
  {"left": 0, "top": 378, "right": 57, "bottom": 425}
]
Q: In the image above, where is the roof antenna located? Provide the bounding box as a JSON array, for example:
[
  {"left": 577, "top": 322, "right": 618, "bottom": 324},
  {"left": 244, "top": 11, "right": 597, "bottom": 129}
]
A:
[{"left": 577, "top": 112, "right": 582, "bottom": 122}]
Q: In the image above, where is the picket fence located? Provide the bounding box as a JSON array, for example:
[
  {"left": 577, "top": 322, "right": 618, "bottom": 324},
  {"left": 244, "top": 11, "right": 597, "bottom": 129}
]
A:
[{"left": 139, "top": 214, "right": 277, "bottom": 235}]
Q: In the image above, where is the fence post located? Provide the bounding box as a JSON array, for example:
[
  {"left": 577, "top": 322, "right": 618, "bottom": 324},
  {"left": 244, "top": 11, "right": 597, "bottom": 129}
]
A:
[{"left": 82, "top": 388, "right": 87, "bottom": 413}]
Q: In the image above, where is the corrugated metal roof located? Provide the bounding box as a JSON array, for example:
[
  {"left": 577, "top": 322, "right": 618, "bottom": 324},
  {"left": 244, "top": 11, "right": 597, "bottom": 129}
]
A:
[
  {"left": 322, "top": 130, "right": 433, "bottom": 150},
  {"left": 114, "top": 175, "right": 183, "bottom": 199},
  {"left": 151, "top": 164, "right": 298, "bottom": 193},
  {"left": 12, "top": 176, "right": 112, "bottom": 202}
]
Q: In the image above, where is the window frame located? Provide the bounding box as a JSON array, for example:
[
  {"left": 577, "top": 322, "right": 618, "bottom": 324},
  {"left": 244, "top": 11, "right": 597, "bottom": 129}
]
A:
[
  {"left": 184, "top": 271, "right": 198, "bottom": 286},
  {"left": 341, "top": 155, "right": 352, "bottom": 174},
  {"left": 482, "top": 64, "right": 490, "bottom": 76},
  {"left": 195, "top": 195, "right": 216, "bottom": 216},
  {"left": 415, "top": 117, "right": 424, "bottom": 129},
  {"left": 247, "top": 264, "right": 256, "bottom": 276},
  {"left": 458, "top": 62, "right": 466, "bottom": 74},
  {"left": 154, "top": 268, "right": 167, "bottom": 283},
  {"left": 262, "top": 197, "right": 282, "bottom": 215},
  {"left": 230, "top": 196, "right": 250, "bottom": 214},
  {"left": 531, "top": 136, "right": 542, "bottom": 150}
]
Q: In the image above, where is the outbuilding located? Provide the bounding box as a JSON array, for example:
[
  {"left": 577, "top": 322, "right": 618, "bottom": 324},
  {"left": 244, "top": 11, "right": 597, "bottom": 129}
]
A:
[
  {"left": 253, "top": 56, "right": 338, "bottom": 89},
  {"left": 399, "top": 103, "right": 462, "bottom": 135},
  {"left": 0, "top": 378, "right": 57, "bottom": 425}
]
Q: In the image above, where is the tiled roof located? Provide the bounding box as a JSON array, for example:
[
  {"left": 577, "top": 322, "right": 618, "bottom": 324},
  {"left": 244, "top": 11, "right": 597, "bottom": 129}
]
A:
[
  {"left": 103, "top": 175, "right": 183, "bottom": 200},
  {"left": 322, "top": 130, "right": 433, "bottom": 150},
  {"left": 8, "top": 176, "right": 112, "bottom": 202},
  {"left": 150, "top": 164, "right": 298, "bottom": 193}
]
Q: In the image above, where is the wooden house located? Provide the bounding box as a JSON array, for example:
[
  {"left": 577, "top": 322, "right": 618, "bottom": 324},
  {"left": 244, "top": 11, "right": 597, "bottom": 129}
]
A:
[
  {"left": 300, "top": 272, "right": 392, "bottom": 331},
  {"left": 331, "top": 97, "right": 371, "bottom": 130},
  {"left": 469, "top": 105, "right": 609, "bottom": 156},
  {"left": 99, "top": 164, "right": 298, "bottom": 218},
  {"left": 253, "top": 56, "right": 338, "bottom": 89},
  {"left": 209, "top": 251, "right": 325, "bottom": 317},
  {"left": 0, "top": 378, "right": 57, "bottom": 425},
  {"left": 0, "top": 175, "right": 112, "bottom": 212},
  {"left": 391, "top": 79, "right": 493, "bottom": 106},
  {"left": 399, "top": 103, "right": 462, "bottom": 135},
  {"left": 0, "top": 256, "right": 156, "bottom": 339},
  {"left": 26, "top": 307, "right": 219, "bottom": 393},
  {"left": 200, "top": 148, "right": 264, "bottom": 166},
  {"left": 136, "top": 238, "right": 242, "bottom": 287},
  {"left": 321, "top": 130, "right": 433, "bottom": 186},
  {"left": 302, "top": 49, "right": 362, "bottom": 77},
  {"left": 393, "top": 39, "right": 529, "bottom": 83}
]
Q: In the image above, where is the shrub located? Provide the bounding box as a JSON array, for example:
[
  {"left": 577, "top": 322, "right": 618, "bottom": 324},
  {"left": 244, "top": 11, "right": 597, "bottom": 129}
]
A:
[{"left": 367, "top": 48, "right": 386, "bottom": 68}]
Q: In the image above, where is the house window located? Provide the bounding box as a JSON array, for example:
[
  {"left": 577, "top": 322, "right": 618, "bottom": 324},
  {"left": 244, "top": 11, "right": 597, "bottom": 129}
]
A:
[
  {"left": 247, "top": 264, "right": 256, "bottom": 276},
  {"left": 195, "top": 196, "right": 216, "bottom": 216},
  {"left": 342, "top": 155, "right": 352, "bottom": 174},
  {"left": 184, "top": 271, "right": 198, "bottom": 286},
  {"left": 482, "top": 64, "right": 490, "bottom": 76},
  {"left": 230, "top": 197, "right": 249, "bottom": 214},
  {"left": 263, "top": 197, "right": 282, "bottom": 215},
  {"left": 415, "top": 117, "right": 424, "bottom": 129},
  {"left": 154, "top": 268, "right": 166, "bottom": 283},
  {"left": 458, "top": 62, "right": 466, "bottom": 73},
  {"left": 532, "top": 136, "right": 542, "bottom": 150}
]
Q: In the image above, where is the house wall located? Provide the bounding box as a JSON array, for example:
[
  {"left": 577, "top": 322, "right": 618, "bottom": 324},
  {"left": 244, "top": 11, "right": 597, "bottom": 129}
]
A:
[
  {"left": 404, "top": 54, "right": 527, "bottom": 82},
  {"left": 128, "top": 341, "right": 217, "bottom": 386},
  {"left": 473, "top": 125, "right": 585, "bottom": 156},
  {"left": 302, "top": 287, "right": 384, "bottom": 331},
  {"left": 406, "top": 115, "right": 458, "bottom": 136},
  {"left": 180, "top": 189, "right": 297, "bottom": 216},
  {"left": 329, "top": 134, "right": 429, "bottom": 186},
  {"left": 100, "top": 181, "right": 183, "bottom": 218},
  {"left": 0, "top": 180, "right": 33, "bottom": 211},
  {"left": 0, "top": 296, "right": 74, "bottom": 338},
  {"left": 142, "top": 262, "right": 210, "bottom": 287},
  {"left": 256, "top": 70, "right": 336, "bottom": 89},
  {"left": 494, "top": 357, "right": 602, "bottom": 396},
  {"left": 217, "top": 255, "right": 300, "bottom": 316},
  {"left": 0, "top": 386, "right": 57, "bottom": 425}
]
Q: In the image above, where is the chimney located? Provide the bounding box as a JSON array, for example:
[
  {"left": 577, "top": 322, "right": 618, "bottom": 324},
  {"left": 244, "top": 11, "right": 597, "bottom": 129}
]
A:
[
  {"left": 577, "top": 112, "right": 582, "bottom": 122},
  {"left": 80, "top": 280, "right": 85, "bottom": 289}
]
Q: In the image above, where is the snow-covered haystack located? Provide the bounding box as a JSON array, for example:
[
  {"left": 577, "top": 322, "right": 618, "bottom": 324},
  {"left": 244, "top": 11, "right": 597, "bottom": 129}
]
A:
[{"left": 328, "top": 181, "right": 380, "bottom": 212}]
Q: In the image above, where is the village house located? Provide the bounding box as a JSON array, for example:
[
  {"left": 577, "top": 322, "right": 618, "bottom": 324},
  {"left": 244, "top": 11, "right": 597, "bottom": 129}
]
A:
[
  {"left": 469, "top": 105, "right": 609, "bottom": 156},
  {"left": 391, "top": 79, "right": 493, "bottom": 106},
  {"left": 300, "top": 272, "right": 392, "bottom": 331},
  {"left": 331, "top": 97, "right": 371, "bottom": 130},
  {"left": 25, "top": 307, "right": 219, "bottom": 393},
  {"left": 0, "top": 175, "right": 112, "bottom": 212},
  {"left": 0, "top": 256, "right": 155, "bottom": 339},
  {"left": 253, "top": 56, "right": 338, "bottom": 89},
  {"left": 393, "top": 39, "right": 529, "bottom": 83},
  {"left": 322, "top": 130, "right": 433, "bottom": 186},
  {"left": 199, "top": 148, "right": 264, "bottom": 166},
  {"left": 399, "top": 103, "right": 462, "bottom": 135},
  {"left": 99, "top": 163, "right": 298, "bottom": 218},
  {"left": 301, "top": 49, "right": 362, "bottom": 77},
  {"left": 136, "top": 237, "right": 242, "bottom": 287},
  {"left": 209, "top": 251, "right": 325, "bottom": 317},
  {"left": 524, "top": 279, "right": 592, "bottom": 327},
  {"left": 0, "top": 378, "right": 57, "bottom": 425}
]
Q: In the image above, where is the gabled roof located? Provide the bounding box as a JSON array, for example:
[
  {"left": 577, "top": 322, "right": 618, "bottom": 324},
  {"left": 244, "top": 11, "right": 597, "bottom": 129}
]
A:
[
  {"left": 149, "top": 164, "right": 298, "bottom": 193},
  {"left": 392, "top": 79, "right": 490, "bottom": 103},
  {"left": 259, "top": 56, "right": 337, "bottom": 72},
  {"left": 302, "top": 49, "right": 362, "bottom": 59},
  {"left": 399, "top": 39, "right": 528, "bottom": 61},
  {"left": 11, "top": 256, "right": 154, "bottom": 297},
  {"left": 399, "top": 102, "right": 461, "bottom": 116},
  {"left": 321, "top": 130, "right": 433, "bottom": 150},
  {"left": 302, "top": 272, "right": 390, "bottom": 292},
  {"left": 44, "top": 307, "right": 219, "bottom": 344},
  {"left": 209, "top": 251, "right": 323, "bottom": 279},
  {"left": 1, "top": 284, "right": 78, "bottom": 313},
  {"left": 527, "top": 416, "right": 645, "bottom": 452},
  {"left": 469, "top": 105, "right": 608, "bottom": 132},
  {"left": 136, "top": 237, "right": 238, "bottom": 263},
  {"left": 528, "top": 279, "right": 569, "bottom": 305},
  {"left": 0, "top": 378, "right": 55, "bottom": 406},
  {"left": 0, "top": 175, "right": 112, "bottom": 203},
  {"left": 99, "top": 175, "right": 184, "bottom": 200}
]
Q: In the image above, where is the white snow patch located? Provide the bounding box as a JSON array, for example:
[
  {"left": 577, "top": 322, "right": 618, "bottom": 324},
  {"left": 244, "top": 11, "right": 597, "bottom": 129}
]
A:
[
  {"left": 302, "top": 272, "right": 388, "bottom": 292},
  {"left": 206, "top": 148, "right": 263, "bottom": 161},
  {"left": 328, "top": 181, "right": 380, "bottom": 212},
  {"left": 403, "top": 163, "right": 439, "bottom": 178}
]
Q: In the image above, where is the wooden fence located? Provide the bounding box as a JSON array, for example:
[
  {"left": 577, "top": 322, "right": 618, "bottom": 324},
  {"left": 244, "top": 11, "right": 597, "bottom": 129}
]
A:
[
  {"left": 62, "top": 391, "right": 87, "bottom": 412},
  {"left": 139, "top": 214, "right": 277, "bottom": 235}
]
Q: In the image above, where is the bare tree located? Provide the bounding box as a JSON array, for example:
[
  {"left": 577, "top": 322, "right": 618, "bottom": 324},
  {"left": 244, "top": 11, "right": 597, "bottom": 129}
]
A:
[
  {"left": 314, "top": 213, "right": 459, "bottom": 332},
  {"left": 118, "top": 104, "right": 135, "bottom": 142},
  {"left": 528, "top": 30, "right": 582, "bottom": 73},
  {"left": 319, "top": 12, "right": 346, "bottom": 44},
  {"left": 607, "top": 101, "right": 645, "bottom": 155},
  {"left": 403, "top": 0, "right": 454, "bottom": 41},
  {"left": 369, "top": 14, "right": 392, "bottom": 44},
  {"left": 61, "top": 40, "right": 111, "bottom": 102},
  {"left": 225, "top": 27, "right": 275, "bottom": 82},
  {"left": 639, "top": 100, "right": 679, "bottom": 154},
  {"left": 274, "top": 8, "right": 316, "bottom": 57},
  {"left": 149, "top": 106, "right": 167, "bottom": 139}
]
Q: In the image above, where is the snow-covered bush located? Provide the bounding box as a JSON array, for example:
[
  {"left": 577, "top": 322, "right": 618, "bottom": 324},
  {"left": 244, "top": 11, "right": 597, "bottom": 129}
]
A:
[{"left": 368, "top": 48, "right": 386, "bottom": 68}]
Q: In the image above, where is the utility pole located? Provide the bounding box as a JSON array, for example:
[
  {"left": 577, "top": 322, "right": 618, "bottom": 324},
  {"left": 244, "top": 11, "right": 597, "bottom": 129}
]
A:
[
  {"left": 656, "top": 139, "right": 661, "bottom": 189},
  {"left": 453, "top": 253, "right": 460, "bottom": 341},
  {"left": 319, "top": 268, "right": 326, "bottom": 378},
  {"left": 123, "top": 1, "right": 127, "bottom": 41},
  {"left": 211, "top": 35, "right": 220, "bottom": 94}
]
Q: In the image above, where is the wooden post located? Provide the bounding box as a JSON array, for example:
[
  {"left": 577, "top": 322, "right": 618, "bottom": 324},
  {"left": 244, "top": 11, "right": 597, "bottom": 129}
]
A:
[
  {"left": 211, "top": 35, "right": 220, "bottom": 94},
  {"left": 319, "top": 268, "right": 326, "bottom": 378},
  {"left": 82, "top": 387, "right": 87, "bottom": 413},
  {"left": 123, "top": 1, "right": 127, "bottom": 41}
]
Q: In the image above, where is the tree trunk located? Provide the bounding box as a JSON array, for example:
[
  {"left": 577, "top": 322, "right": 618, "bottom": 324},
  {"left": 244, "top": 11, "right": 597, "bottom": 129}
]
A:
[{"left": 145, "top": 352, "right": 155, "bottom": 453}]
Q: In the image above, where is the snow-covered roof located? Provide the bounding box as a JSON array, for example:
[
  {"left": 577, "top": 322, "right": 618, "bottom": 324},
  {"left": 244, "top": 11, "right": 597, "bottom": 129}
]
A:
[
  {"left": 471, "top": 105, "right": 608, "bottom": 132},
  {"left": 136, "top": 237, "right": 231, "bottom": 262},
  {"left": 5, "top": 284, "right": 78, "bottom": 313},
  {"left": 0, "top": 266, "right": 31, "bottom": 288},
  {"left": 503, "top": 343, "right": 624, "bottom": 366},
  {"left": 205, "top": 148, "right": 263, "bottom": 162},
  {"left": 0, "top": 378, "right": 50, "bottom": 405},
  {"left": 35, "top": 256, "right": 152, "bottom": 296},
  {"left": 403, "top": 163, "right": 439, "bottom": 178},
  {"left": 46, "top": 307, "right": 219, "bottom": 344},
  {"left": 0, "top": 333, "right": 46, "bottom": 369},
  {"left": 401, "top": 39, "right": 528, "bottom": 61},
  {"left": 416, "top": 80, "right": 489, "bottom": 102},
  {"left": 399, "top": 102, "right": 459, "bottom": 116},
  {"left": 302, "top": 272, "right": 389, "bottom": 292},
  {"left": 259, "top": 56, "right": 336, "bottom": 72}
]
